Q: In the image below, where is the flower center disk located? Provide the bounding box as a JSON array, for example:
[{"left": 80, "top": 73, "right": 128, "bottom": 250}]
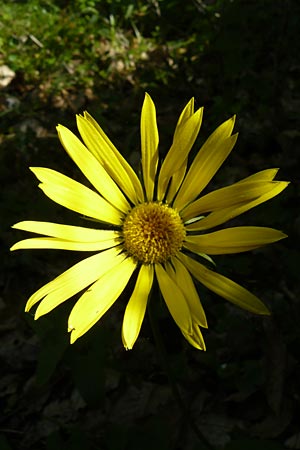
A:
[{"left": 122, "top": 202, "right": 186, "bottom": 264}]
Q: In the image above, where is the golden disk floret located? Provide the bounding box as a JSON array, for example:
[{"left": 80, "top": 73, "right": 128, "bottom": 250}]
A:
[{"left": 122, "top": 202, "right": 186, "bottom": 264}]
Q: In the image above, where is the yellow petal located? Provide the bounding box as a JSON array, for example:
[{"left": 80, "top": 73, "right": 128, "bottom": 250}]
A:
[
  {"left": 155, "top": 264, "right": 192, "bottom": 334},
  {"left": 165, "top": 99, "right": 196, "bottom": 204},
  {"left": 57, "top": 125, "right": 130, "bottom": 213},
  {"left": 184, "top": 226, "right": 287, "bottom": 255},
  {"left": 236, "top": 168, "right": 279, "bottom": 183},
  {"left": 174, "top": 116, "right": 237, "bottom": 210},
  {"left": 31, "top": 167, "right": 122, "bottom": 225},
  {"left": 182, "top": 323, "right": 206, "bottom": 350},
  {"left": 11, "top": 221, "right": 117, "bottom": 242},
  {"left": 157, "top": 107, "right": 203, "bottom": 201},
  {"left": 11, "top": 218, "right": 119, "bottom": 251},
  {"left": 122, "top": 265, "right": 154, "bottom": 350},
  {"left": 180, "top": 254, "right": 270, "bottom": 315},
  {"left": 168, "top": 258, "right": 207, "bottom": 327},
  {"left": 77, "top": 113, "right": 144, "bottom": 204},
  {"left": 26, "top": 247, "right": 122, "bottom": 316},
  {"left": 181, "top": 180, "right": 282, "bottom": 221},
  {"left": 69, "top": 257, "right": 137, "bottom": 343},
  {"left": 140, "top": 93, "right": 159, "bottom": 201},
  {"left": 11, "top": 237, "right": 118, "bottom": 252},
  {"left": 186, "top": 181, "right": 289, "bottom": 231},
  {"left": 175, "top": 98, "right": 195, "bottom": 130}
]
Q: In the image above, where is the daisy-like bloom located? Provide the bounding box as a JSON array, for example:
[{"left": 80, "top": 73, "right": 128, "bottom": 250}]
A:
[{"left": 11, "top": 94, "right": 288, "bottom": 350}]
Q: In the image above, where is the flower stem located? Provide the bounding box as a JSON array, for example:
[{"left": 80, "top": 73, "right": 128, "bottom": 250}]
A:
[{"left": 147, "top": 297, "right": 214, "bottom": 450}]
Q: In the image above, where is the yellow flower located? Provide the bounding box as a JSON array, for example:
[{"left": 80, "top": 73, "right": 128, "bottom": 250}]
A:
[{"left": 11, "top": 94, "right": 288, "bottom": 350}]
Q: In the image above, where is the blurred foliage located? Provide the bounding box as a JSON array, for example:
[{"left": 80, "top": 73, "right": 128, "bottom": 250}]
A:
[{"left": 1, "top": 0, "right": 300, "bottom": 449}]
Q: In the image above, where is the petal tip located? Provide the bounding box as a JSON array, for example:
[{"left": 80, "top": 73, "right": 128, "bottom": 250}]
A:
[
  {"left": 11, "top": 222, "right": 20, "bottom": 230},
  {"left": 143, "top": 92, "right": 154, "bottom": 105},
  {"left": 255, "top": 303, "right": 271, "bottom": 316},
  {"left": 69, "top": 330, "right": 77, "bottom": 345},
  {"left": 122, "top": 333, "right": 134, "bottom": 351},
  {"left": 279, "top": 231, "right": 288, "bottom": 240},
  {"left": 124, "top": 343, "right": 132, "bottom": 351},
  {"left": 29, "top": 167, "right": 40, "bottom": 176},
  {"left": 34, "top": 307, "right": 44, "bottom": 320}
]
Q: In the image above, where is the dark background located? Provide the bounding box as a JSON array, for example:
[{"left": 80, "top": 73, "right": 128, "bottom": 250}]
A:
[{"left": 1, "top": 1, "right": 299, "bottom": 449}]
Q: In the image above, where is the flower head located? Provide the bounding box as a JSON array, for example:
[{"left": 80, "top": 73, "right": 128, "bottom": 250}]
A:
[{"left": 11, "top": 94, "right": 288, "bottom": 350}]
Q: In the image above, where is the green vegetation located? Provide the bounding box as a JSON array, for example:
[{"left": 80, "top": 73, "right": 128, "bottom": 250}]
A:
[{"left": 2, "top": 0, "right": 214, "bottom": 96}]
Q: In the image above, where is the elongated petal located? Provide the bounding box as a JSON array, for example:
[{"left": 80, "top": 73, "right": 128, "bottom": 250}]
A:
[
  {"left": 169, "top": 258, "right": 207, "bottom": 327},
  {"left": 174, "top": 117, "right": 237, "bottom": 210},
  {"left": 174, "top": 98, "right": 195, "bottom": 133},
  {"left": 155, "top": 264, "right": 192, "bottom": 334},
  {"left": 11, "top": 221, "right": 117, "bottom": 242},
  {"left": 181, "top": 180, "right": 282, "bottom": 221},
  {"left": 165, "top": 98, "right": 196, "bottom": 203},
  {"left": 77, "top": 113, "right": 144, "bottom": 204},
  {"left": 182, "top": 169, "right": 281, "bottom": 221},
  {"left": 26, "top": 246, "right": 122, "bottom": 315},
  {"left": 69, "top": 257, "right": 137, "bottom": 343},
  {"left": 122, "top": 264, "right": 154, "bottom": 350},
  {"left": 184, "top": 226, "right": 287, "bottom": 255},
  {"left": 141, "top": 93, "right": 159, "bottom": 201},
  {"left": 57, "top": 125, "right": 130, "bottom": 213},
  {"left": 236, "top": 168, "right": 279, "bottom": 183},
  {"left": 180, "top": 254, "right": 270, "bottom": 315},
  {"left": 157, "top": 107, "right": 203, "bottom": 201},
  {"left": 186, "top": 181, "right": 289, "bottom": 231},
  {"left": 182, "top": 323, "right": 206, "bottom": 350},
  {"left": 165, "top": 166, "right": 187, "bottom": 204},
  {"left": 11, "top": 237, "right": 118, "bottom": 252},
  {"left": 31, "top": 167, "right": 122, "bottom": 225}
]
